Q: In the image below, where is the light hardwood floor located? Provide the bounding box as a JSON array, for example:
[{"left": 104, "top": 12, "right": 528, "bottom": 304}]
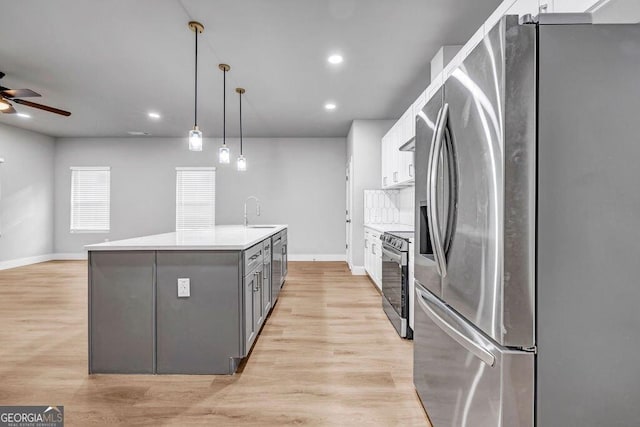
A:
[{"left": 0, "top": 261, "right": 430, "bottom": 426}]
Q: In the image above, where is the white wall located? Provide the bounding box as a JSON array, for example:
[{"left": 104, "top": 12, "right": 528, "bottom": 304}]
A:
[
  {"left": 347, "top": 120, "right": 394, "bottom": 269},
  {"left": 54, "top": 137, "right": 346, "bottom": 259},
  {"left": 0, "top": 123, "right": 55, "bottom": 267}
]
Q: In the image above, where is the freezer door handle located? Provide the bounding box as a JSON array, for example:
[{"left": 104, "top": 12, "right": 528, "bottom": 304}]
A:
[
  {"left": 416, "top": 285, "right": 496, "bottom": 367},
  {"left": 428, "top": 103, "right": 449, "bottom": 278}
]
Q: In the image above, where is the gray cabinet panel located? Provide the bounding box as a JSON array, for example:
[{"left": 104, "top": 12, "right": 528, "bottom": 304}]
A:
[
  {"left": 244, "top": 270, "right": 257, "bottom": 353},
  {"left": 89, "top": 251, "right": 155, "bottom": 373},
  {"left": 156, "top": 251, "right": 241, "bottom": 374},
  {"left": 262, "top": 261, "right": 272, "bottom": 314},
  {"left": 272, "top": 235, "right": 282, "bottom": 302},
  {"left": 281, "top": 232, "right": 288, "bottom": 282}
]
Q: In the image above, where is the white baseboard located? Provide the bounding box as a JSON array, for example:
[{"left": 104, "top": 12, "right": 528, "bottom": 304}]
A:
[
  {"left": 54, "top": 252, "right": 87, "bottom": 260},
  {"left": 288, "top": 254, "right": 346, "bottom": 262},
  {"left": 350, "top": 265, "right": 366, "bottom": 275},
  {"left": 0, "top": 254, "right": 56, "bottom": 271},
  {"left": 0, "top": 252, "right": 88, "bottom": 270}
]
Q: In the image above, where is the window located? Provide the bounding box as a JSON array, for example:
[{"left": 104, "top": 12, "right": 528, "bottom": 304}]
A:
[
  {"left": 176, "top": 167, "right": 216, "bottom": 230},
  {"left": 70, "top": 167, "right": 111, "bottom": 233}
]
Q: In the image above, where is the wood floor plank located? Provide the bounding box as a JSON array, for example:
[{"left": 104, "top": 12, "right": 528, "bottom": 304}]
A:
[{"left": 0, "top": 260, "right": 430, "bottom": 426}]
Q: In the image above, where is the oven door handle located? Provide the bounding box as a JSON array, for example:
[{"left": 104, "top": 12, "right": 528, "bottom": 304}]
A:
[{"left": 382, "top": 247, "right": 406, "bottom": 265}]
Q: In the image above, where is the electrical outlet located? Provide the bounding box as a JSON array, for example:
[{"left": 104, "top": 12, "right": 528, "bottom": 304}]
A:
[{"left": 177, "top": 278, "right": 190, "bottom": 298}]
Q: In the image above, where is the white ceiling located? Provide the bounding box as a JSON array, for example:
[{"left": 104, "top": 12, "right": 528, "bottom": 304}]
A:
[{"left": 0, "top": 0, "right": 502, "bottom": 138}]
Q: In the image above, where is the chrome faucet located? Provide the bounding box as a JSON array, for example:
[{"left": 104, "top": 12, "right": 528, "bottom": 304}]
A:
[{"left": 244, "top": 196, "right": 261, "bottom": 227}]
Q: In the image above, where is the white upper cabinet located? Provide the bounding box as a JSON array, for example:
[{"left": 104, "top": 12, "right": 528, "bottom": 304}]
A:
[
  {"left": 381, "top": 113, "right": 415, "bottom": 189},
  {"left": 381, "top": 133, "right": 390, "bottom": 188}
]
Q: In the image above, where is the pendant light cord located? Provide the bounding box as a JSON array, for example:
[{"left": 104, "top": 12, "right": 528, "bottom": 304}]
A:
[
  {"left": 194, "top": 29, "right": 198, "bottom": 128},
  {"left": 239, "top": 91, "right": 243, "bottom": 155},
  {"left": 223, "top": 68, "right": 226, "bottom": 146}
]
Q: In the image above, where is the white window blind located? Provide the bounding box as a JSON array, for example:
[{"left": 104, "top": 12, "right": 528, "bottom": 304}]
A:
[
  {"left": 176, "top": 167, "right": 216, "bottom": 230},
  {"left": 70, "top": 167, "right": 110, "bottom": 233}
]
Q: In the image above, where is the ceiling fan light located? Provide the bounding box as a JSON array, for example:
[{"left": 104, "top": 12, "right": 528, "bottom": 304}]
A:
[
  {"left": 237, "top": 155, "right": 247, "bottom": 171},
  {"left": 0, "top": 99, "right": 10, "bottom": 111},
  {"left": 219, "top": 145, "right": 230, "bottom": 164},
  {"left": 188, "top": 128, "right": 203, "bottom": 151}
]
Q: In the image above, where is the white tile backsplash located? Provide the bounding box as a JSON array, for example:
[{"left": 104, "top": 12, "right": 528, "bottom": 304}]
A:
[
  {"left": 364, "top": 187, "right": 414, "bottom": 227},
  {"left": 364, "top": 189, "right": 399, "bottom": 224}
]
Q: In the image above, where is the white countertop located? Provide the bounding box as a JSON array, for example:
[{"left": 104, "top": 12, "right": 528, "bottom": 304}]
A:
[
  {"left": 364, "top": 223, "right": 414, "bottom": 233},
  {"left": 85, "top": 225, "right": 287, "bottom": 251}
]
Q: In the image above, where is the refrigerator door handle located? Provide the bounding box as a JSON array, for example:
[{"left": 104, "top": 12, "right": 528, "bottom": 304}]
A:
[
  {"left": 429, "top": 103, "right": 449, "bottom": 278},
  {"left": 426, "top": 107, "right": 443, "bottom": 275},
  {"left": 416, "top": 285, "right": 496, "bottom": 367}
]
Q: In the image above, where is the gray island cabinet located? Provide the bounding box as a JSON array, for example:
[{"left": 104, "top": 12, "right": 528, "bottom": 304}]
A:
[{"left": 86, "top": 225, "right": 288, "bottom": 375}]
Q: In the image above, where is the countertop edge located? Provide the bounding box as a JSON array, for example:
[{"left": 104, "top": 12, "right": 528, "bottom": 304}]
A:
[
  {"left": 85, "top": 225, "right": 287, "bottom": 251},
  {"left": 364, "top": 223, "right": 414, "bottom": 233}
]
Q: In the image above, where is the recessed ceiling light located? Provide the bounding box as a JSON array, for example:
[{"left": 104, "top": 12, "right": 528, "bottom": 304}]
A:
[
  {"left": 324, "top": 102, "right": 337, "bottom": 111},
  {"left": 148, "top": 112, "right": 161, "bottom": 119},
  {"left": 17, "top": 113, "right": 31, "bottom": 119},
  {"left": 328, "top": 54, "right": 343, "bottom": 64}
]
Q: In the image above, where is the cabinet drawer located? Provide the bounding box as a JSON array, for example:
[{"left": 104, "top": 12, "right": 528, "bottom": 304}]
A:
[{"left": 244, "top": 243, "right": 264, "bottom": 272}]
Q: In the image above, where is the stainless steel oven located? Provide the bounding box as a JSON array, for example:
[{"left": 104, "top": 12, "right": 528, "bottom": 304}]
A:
[{"left": 381, "top": 231, "right": 413, "bottom": 339}]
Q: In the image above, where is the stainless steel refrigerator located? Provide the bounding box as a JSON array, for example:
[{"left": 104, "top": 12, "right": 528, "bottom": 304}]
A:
[{"left": 413, "top": 14, "right": 640, "bottom": 427}]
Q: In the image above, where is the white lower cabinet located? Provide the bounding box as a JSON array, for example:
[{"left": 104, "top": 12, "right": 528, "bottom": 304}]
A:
[
  {"left": 364, "top": 227, "right": 382, "bottom": 289},
  {"left": 409, "top": 241, "right": 415, "bottom": 331}
]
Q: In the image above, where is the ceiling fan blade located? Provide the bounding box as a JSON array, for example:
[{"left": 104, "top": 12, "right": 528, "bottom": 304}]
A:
[
  {"left": 0, "top": 88, "right": 41, "bottom": 98},
  {"left": 1, "top": 105, "right": 17, "bottom": 114},
  {"left": 12, "top": 99, "right": 71, "bottom": 116}
]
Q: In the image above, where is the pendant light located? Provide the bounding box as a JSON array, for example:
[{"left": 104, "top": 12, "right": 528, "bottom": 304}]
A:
[
  {"left": 236, "top": 88, "right": 247, "bottom": 171},
  {"left": 218, "top": 64, "right": 231, "bottom": 164},
  {"left": 188, "top": 21, "right": 204, "bottom": 151}
]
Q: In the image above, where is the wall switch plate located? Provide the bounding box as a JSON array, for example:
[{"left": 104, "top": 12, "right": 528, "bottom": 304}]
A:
[{"left": 177, "top": 278, "right": 190, "bottom": 298}]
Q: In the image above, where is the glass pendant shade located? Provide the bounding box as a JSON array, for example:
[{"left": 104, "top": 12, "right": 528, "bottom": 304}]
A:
[
  {"left": 188, "top": 21, "right": 205, "bottom": 152},
  {"left": 219, "top": 145, "right": 230, "bottom": 164},
  {"left": 188, "top": 128, "right": 203, "bottom": 151},
  {"left": 237, "top": 154, "right": 247, "bottom": 171}
]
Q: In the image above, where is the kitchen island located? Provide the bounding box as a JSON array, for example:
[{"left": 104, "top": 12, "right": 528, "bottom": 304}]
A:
[{"left": 86, "top": 225, "right": 288, "bottom": 375}]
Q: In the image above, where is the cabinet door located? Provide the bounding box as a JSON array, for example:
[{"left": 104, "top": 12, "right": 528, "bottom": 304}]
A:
[
  {"left": 253, "top": 269, "right": 263, "bottom": 329},
  {"left": 364, "top": 233, "right": 370, "bottom": 274},
  {"left": 409, "top": 241, "right": 415, "bottom": 330},
  {"left": 370, "top": 236, "right": 379, "bottom": 286},
  {"left": 282, "top": 238, "right": 288, "bottom": 279},
  {"left": 381, "top": 134, "right": 390, "bottom": 188},
  {"left": 391, "top": 125, "right": 400, "bottom": 186},
  {"left": 244, "top": 271, "right": 257, "bottom": 352},
  {"left": 262, "top": 262, "right": 272, "bottom": 314}
]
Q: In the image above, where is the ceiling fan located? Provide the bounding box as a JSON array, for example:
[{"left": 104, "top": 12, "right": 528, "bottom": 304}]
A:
[{"left": 0, "top": 71, "right": 71, "bottom": 117}]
